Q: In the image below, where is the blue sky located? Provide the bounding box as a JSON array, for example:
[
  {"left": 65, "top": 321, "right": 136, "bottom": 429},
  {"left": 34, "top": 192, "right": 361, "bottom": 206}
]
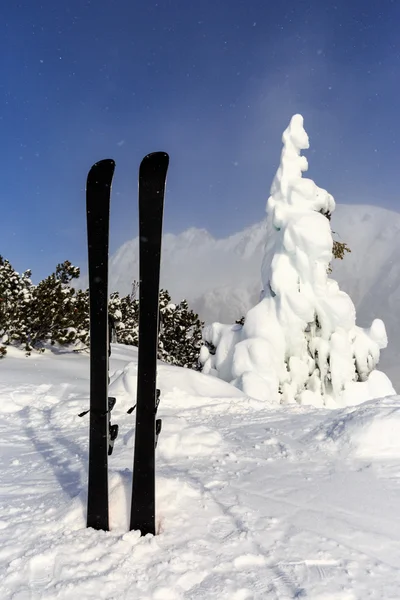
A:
[{"left": 2, "top": 0, "right": 399, "bottom": 281}]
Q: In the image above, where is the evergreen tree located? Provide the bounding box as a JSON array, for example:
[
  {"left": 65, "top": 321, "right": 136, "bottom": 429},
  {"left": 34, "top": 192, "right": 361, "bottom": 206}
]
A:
[
  {"left": 109, "top": 290, "right": 139, "bottom": 346},
  {"left": 0, "top": 256, "right": 32, "bottom": 354},
  {"left": 0, "top": 258, "right": 204, "bottom": 368},
  {"left": 26, "top": 261, "right": 89, "bottom": 351},
  {"left": 110, "top": 284, "right": 203, "bottom": 368},
  {"left": 158, "top": 289, "right": 204, "bottom": 369}
]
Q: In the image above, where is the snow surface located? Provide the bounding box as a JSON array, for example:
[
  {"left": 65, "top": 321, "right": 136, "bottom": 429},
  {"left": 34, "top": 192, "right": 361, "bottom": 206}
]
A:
[
  {"left": 201, "top": 115, "right": 394, "bottom": 408},
  {"left": 2, "top": 344, "right": 400, "bottom": 598}
]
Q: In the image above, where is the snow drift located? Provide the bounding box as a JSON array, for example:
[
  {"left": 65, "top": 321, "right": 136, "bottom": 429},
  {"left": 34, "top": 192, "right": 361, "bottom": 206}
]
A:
[{"left": 305, "top": 395, "right": 400, "bottom": 459}]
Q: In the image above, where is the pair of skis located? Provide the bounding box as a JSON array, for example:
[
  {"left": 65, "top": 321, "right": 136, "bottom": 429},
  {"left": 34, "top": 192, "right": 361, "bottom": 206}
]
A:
[{"left": 85, "top": 152, "right": 169, "bottom": 534}]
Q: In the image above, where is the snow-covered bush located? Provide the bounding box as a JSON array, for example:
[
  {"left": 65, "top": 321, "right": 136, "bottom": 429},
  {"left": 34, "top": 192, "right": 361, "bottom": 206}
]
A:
[{"left": 200, "top": 114, "right": 394, "bottom": 407}]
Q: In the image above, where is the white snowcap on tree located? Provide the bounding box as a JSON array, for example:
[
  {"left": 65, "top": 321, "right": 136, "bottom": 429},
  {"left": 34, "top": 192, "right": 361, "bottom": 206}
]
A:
[{"left": 201, "top": 114, "right": 395, "bottom": 407}]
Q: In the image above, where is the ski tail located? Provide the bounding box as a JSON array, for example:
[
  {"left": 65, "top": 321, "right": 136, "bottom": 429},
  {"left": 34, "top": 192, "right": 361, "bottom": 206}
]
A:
[
  {"left": 86, "top": 158, "right": 115, "bottom": 531},
  {"left": 130, "top": 152, "right": 169, "bottom": 536}
]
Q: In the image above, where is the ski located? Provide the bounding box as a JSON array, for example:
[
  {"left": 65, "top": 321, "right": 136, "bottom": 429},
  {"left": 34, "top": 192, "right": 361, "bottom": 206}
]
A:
[
  {"left": 130, "top": 151, "right": 169, "bottom": 536},
  {"left": 86, "top": 158, "right": 115, "bottom": 531}
]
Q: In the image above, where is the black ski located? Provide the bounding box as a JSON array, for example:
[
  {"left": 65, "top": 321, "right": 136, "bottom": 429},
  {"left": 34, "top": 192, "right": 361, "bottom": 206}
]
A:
[
  {"left": 86, "top": 158, "right": 115, "bottom": 531},
  {"left": 130, "top": 151, "right": 169, "bottom": 535}
]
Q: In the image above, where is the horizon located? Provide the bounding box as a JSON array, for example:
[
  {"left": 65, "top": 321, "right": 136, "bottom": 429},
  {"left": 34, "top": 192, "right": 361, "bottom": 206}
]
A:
[{"left": 2, "top": 0, "right": 400, "bottom": 281}]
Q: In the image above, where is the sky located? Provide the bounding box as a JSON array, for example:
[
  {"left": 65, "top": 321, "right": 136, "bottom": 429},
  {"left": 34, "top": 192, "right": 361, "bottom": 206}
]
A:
[{"left": 1, "top": 0, "right": 400, "bottom": 282}]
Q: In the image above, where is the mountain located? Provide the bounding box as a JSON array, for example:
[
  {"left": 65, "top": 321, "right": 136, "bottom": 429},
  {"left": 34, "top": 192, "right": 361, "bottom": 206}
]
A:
[
  {"left": 109, "top": 223, "right": 265, "bottom": 315},
  {"left": 329, "top": 205, "right": 400, "bottom": 389},
  {"left": 107, "top": 204, "right": 400, "bottom": 390}
]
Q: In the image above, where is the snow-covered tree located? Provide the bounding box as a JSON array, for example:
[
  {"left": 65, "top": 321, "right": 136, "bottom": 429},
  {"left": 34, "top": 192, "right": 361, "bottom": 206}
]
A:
[
  {"left": 109, "top": 290, "right": 139, "bottom": 346},
  {"left": 0, "top": 255, "right": 203, "bottom": 365},
  {"left": 200, "top": 114, "right": 394, "bottom": 407},
  {"left": 158, "top": 289, "right": 203, "bottom": 369},
  {"left": 0, "top": 256, "right": 33, "bottom": 354},
  {"left": 27, "top": 261, "right": 89, "bottom": 351},
  {"left": 109, "top": 285, "right": 203, "bottom": 368}
]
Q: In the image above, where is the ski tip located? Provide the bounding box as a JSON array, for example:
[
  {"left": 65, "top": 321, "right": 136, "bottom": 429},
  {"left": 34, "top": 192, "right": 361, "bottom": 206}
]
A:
[
  {"left": 88, "top": 158, "right": 115, "bottom": 175},
  {"left": 87, "top": 159, "right": 116, "bottom": 187},
  {"left": 139, "top": 152, "right": 169, "bottom": 184},
  {"left": 143, "top": 151, "right": 169, "bottom": 160},
  {"left": 140, "top": 152, "right": 169, "bottom": 168},
  {"left": 90, "top": 158, "right": 115, "bottom": 168}
]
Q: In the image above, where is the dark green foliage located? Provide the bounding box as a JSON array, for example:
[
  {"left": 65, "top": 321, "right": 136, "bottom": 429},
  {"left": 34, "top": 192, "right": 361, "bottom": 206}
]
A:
[
  {"left": 26, "top": 261, "right": 89, "bottom": 351},
  {"left": 0, "top": 257, "right": 88, "bottom": 354},
  {"left": 158, "top": 289, "right": 204, "bottom": 369},
  {"left": 0, "top": 256, "right": 33, "bottom": 354},
  {"left": 109, "top": 290, "right": 139, "bottom": 346},
  {"left": 0, "top": 257, "right": 204, "bottom": 368},
  {"left": 320, "top": 210, "right": 351, "bottom": 273},
  {"left": 111, "top": 284, "right": 204, "bottom": 369}
]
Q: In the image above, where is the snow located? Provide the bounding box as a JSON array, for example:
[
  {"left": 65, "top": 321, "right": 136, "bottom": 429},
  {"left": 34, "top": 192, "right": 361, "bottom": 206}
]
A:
[
  {"left": 2, "top": 344, "right": 400, "bottom": 598},
  {"left": 201, "top": 115, "right": 394, "bottom": 408}
]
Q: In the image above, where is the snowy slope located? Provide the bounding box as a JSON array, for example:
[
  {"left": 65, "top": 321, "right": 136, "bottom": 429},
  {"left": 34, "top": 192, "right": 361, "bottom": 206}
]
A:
[{"left": 1, "top": 345, "right": 400, "bottom": 598}]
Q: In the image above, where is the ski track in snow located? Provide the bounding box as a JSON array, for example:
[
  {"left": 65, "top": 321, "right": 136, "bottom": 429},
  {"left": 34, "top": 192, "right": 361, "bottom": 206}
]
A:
[{"left": 1, "top": 345, "right": 400, "bottom": 599}]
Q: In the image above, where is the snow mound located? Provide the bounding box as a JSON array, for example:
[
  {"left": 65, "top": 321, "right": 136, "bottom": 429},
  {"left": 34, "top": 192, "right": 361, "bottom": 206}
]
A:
[
  {"left": 306, "top": 396, "right": 400, "bottom": 459},
  {"left": 160, "top": 422, "right": 225, "bottom": 460},
  {"left": 108, "top": 351, "right": 247, "bottom": 414}
]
